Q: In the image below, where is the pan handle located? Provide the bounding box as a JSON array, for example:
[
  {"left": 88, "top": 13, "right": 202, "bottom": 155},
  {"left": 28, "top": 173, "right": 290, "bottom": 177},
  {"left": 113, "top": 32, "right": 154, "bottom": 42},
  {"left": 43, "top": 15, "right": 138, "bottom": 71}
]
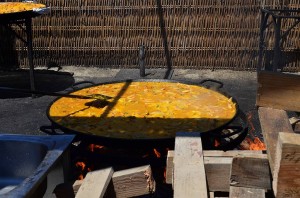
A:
[
  {"left": 71, "top": 81, "right": 96, "bottom": 90},
  {"left": 211, "top": 110, "right": 249, "bottom": 151},
  {"left": 40, "top": 125, "right": 65, "bottom": 135},
  {"left": 216, "top": 126, "right": 248, "bottom": 151},
  {"left": 199, "top": 79, "right": 223, "bottom": 90}
]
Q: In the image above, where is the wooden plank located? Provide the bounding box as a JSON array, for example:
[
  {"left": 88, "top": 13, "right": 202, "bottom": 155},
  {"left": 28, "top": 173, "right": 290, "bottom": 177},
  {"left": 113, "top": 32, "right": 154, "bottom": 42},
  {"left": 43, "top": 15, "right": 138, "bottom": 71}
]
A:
[
  {"left": 203, "top": 150, "right": 265, "bottom": 158},
  {"left": 73, "top": 180, "right": 83, "bottom": 195},
  {"left": 295, "top": 122, "right": 300, "bottom": 133},
  {"left": 173, "top": 132, "right": 208, "bottom": 198},
  {"left": 105, "top": 164, "right": 155, "bottom": 198},
  {"left": 290, "top": 117, "right": 300, "bottom": 133},
  {"left": 166, "top": 150, "right": 267, "bottom": 191},
  {"left": 273, "top": 132, "right": 300, "bottom": 198},
  {"left": 53, "top": 183, "right": 75, "bottom": 198},
  {"left": 73, "top": 165, "right": 155, "bottom": 198},
  {"left": 205, "top": 156, "right": 232, "bottom": 192},
  {"left": 230, "top": 157, "right": 271, "bottom": 190},
  {"left": 166, "top": 150, "right": 174, "bottom": 185},
  {"left": 256, "top": 71, "right": 300, "bottom": 112},
  {"left": 258, "top": 107, "right": 293, "bottom": 173},
  {"left": 289, "top": 117, "right": 300, "bottom": 126},
  {"left": 76, "top": 167, "right": 113, "bottom": 198},
  {"left": 229, "top": 186, "right": 265, "bottom": 198}
]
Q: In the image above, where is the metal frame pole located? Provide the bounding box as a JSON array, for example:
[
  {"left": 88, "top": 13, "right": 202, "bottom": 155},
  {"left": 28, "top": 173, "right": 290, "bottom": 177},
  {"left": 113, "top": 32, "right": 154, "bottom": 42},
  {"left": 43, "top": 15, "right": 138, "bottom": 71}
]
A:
[
  {"left": 258, "top": 10, "right": 269, "bottom": 71},
  {"left": 25, "top": 17, "right": 36, "bottom": 97},
  {"left": 139, "top": 45, "right": 146, "bottom": 77},
  {"left": 272, "top": 16, "right": 282, "bottom": 72}
]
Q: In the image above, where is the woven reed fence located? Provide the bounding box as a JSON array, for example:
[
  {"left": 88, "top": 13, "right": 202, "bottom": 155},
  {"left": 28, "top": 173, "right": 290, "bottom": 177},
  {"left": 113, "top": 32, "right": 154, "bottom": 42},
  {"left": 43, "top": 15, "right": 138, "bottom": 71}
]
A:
[{"left": 1, "top": 0, "right": 300, "bottom": 71}]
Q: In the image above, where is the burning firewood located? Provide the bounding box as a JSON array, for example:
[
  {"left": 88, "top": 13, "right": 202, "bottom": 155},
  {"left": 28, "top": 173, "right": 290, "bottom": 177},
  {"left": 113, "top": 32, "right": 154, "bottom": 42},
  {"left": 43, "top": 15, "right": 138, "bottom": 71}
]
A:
[{"left": 239, "top": 137, "right": 266, "bottom": 151}]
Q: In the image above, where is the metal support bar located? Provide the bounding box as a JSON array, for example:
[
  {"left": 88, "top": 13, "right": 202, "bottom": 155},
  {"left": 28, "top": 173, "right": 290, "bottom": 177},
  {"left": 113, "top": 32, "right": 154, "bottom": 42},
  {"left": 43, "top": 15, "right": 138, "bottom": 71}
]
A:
[
  {"left": 25, "top": 18, "right": 36, "bottom": 97},
  {"left": 1, "top": 17, "right": 36, "bottom": 97},
  {"left": 258, "top": 11, "right": 269, "bottom": 71},
  {"left": 139, "top": 45, "right": 146, "bottom": 77},
  {"left": 272, "top": 16, "right": 282, "bottom": 72},
  {"left": 3, "top": 23, "right": 27, "bottom": 44},
  {"left": 16, "top": 23, "right": 27, "bottom": 33},
  {"left": 261, "top": 8, "right": 300, "bottom": 19},
  {"left": 265, "top": 21, "right": 273, "bottom": 28},
  {"left": 281, "top": 19, "right": 300, "bottom": 40}
]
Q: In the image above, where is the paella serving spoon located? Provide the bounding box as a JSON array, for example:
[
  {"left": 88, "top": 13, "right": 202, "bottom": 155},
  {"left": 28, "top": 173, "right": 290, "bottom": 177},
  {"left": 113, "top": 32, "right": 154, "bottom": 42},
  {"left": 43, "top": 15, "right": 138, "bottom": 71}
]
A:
[{"left": 0, "top": 86, "right": 113, "bottom": 100}]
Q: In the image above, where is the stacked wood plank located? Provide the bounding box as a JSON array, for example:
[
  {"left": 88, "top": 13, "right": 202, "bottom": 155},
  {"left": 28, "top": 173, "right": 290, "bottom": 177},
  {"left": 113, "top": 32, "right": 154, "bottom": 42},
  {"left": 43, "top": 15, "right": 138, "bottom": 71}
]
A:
[
  {"left": 53, "top": 113, "right": 299, "bottom": 197},
  {"left": 229, "top": 157, "right": 270, "bottom": 197},
  {"left": 166, "top": 132, "right": 270, "bottom": 198},
  {"left": 166, "top": 125, "right": 300, "bottom": 197},
  {"left": 256, "top": 71, "right": 300, "bottom": 198},
  {"left": 258, "top": 106, "right": 300, "bottom": 198},
  {"left": 257, "top": 71, "right": 300, "bottom": 112},
  {"left": 54, "top": 165, "right": 156, "bottom": 198},
  {"left": 1, "top": 0, "right": 300, "bottom": 71},
  {"left": 272, "top": 133, "right": 300, "bottom": 197},
  {"left": 173, "top": 132, "right": 208, "bottom": 197}
]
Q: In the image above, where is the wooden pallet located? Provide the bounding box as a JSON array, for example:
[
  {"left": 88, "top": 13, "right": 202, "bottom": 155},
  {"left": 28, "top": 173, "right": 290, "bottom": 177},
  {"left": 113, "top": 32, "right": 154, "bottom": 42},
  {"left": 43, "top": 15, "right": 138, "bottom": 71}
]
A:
[
  {"left": 166, "top": 123, "right": 299, "bottom": 198},
  {"left": 166, "top": 132, "right": 270, "bottom": 198},
  {"left": 256, "top": 71, "right": 300, "bottom": 197}
]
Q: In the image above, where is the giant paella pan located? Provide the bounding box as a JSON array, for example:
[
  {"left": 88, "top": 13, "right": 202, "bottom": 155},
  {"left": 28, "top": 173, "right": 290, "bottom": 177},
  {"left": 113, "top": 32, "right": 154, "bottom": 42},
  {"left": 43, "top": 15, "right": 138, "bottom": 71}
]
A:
[{"left": 46, "top": 79, "right": 247, "bottom": 149}]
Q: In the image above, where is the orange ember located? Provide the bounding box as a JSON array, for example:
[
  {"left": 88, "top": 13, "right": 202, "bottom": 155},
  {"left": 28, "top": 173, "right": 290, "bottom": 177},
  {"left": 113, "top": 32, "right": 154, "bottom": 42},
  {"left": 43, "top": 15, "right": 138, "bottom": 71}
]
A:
[
  {"left": 240, "top": 137, "right": 266, "bottom": 150},
  {"left": 153, "top": 148, "right": 161, "bottom": 158},
  {"left": 87, "top": 164, "right": 94, "bottom": 172},
  {"left": 76, "top": 162, "right": 86, "bottom": 171},
  {"left": 246, "top": 112, "right": 256, "bottom": 137},
  {"left": 78, "top": 174, "right": 84, "bottom": 180},
  {"left": 249, "top": 137, "right": 266, "bottom": 150},
  {"left": 214, "top": 139, "right": 220, "bottom": 147},
  {"left": 240, "top": 111, "right": 266, "bottom": 150},
  {"left": 164, "top": 167, "right": 167, "bottom": 182},
  {"left": 88, "top": 144, "right": 105, "bottom": 152}
]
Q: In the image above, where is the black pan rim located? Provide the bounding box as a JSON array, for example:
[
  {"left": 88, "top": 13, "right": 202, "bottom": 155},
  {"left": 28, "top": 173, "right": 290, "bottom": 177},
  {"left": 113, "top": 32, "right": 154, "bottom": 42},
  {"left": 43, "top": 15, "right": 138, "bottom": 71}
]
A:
[{"left": 0, "top": 10, "right": 41, "bottom": 22}]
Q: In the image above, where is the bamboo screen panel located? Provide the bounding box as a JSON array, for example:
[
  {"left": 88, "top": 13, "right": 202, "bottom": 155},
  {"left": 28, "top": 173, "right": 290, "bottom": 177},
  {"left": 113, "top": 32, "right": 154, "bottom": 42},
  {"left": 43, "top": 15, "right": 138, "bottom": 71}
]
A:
[{"left": 1, "top": 0, "right": 300, "bottom": 71}]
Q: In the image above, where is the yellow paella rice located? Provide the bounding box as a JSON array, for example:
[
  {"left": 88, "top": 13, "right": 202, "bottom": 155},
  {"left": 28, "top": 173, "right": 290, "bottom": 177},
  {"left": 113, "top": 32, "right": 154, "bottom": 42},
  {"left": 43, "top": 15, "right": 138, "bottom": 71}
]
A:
[
  {"left": 0, "top": 2, "right": 46, "bottom": 14},
  {"left": 49, "top": 81, "right": 237, "bottom": 139}
]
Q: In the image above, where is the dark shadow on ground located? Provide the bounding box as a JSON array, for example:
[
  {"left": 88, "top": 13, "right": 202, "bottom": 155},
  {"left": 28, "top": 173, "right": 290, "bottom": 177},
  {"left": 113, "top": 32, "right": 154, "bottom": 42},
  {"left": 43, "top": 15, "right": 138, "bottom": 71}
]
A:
[
  {"left": 0, "top": 69, "right": 75, "bottom": 98},
  {"left": 0, "top": 25, "right": 18, "bottom": 70},
  {"left": 114, "top": 69, "right": 174, "bottom": 79}
]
